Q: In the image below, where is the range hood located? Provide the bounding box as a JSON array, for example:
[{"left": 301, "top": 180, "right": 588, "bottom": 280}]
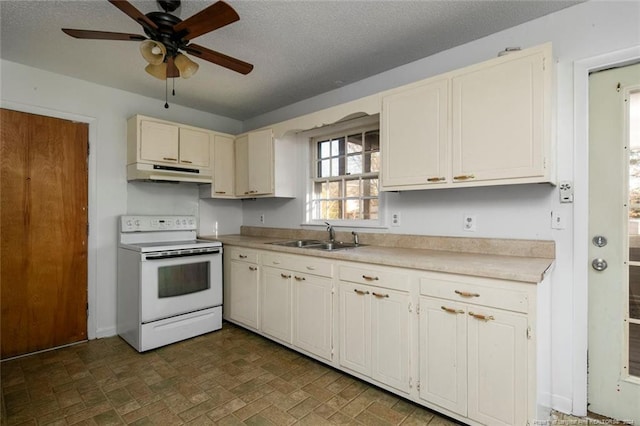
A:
[{"left": 127, "top": 163, "right": 212, "bottom": 183}]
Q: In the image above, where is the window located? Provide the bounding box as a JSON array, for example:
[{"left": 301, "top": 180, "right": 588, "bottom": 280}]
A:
[{"left": 310, "top": 124, "right": 380, "bottom": 222}]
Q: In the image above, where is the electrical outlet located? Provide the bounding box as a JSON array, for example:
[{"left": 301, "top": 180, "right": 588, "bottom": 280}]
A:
[
  {"left": 259, "top": 214, "right": 265, "bottom": 224},
  {"left": 559, "top": 181, "right": 573, "bottom": 203},
  {"left": 391, "top": 212, "right": 401, "bottom": 227},
  {"left": 463, "top": 214, "right": 477, "bottom": 232}
]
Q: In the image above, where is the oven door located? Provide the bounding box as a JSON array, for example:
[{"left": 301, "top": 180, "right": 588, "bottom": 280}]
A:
[{"left": 139, "top": 249, "right": 222, "bottom": 323}]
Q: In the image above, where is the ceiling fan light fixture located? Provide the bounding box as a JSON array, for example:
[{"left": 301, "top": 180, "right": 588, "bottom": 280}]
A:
[
  {"left": 145, "top": 62, "right": 167, "bottom": 80},
  {"left": 140, "top": 40, "right": 167, "bottom": 65},
  {"left": 174, "top": 53, "right": 199, "bottom": 79}
]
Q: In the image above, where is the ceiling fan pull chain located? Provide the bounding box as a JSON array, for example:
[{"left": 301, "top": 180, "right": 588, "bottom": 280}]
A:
[
  {"left": 164, "top": 78, "right": 169, "bottom": 109},
  {"left": 172, "top": 78, "right": 175, "bottom": 96}
]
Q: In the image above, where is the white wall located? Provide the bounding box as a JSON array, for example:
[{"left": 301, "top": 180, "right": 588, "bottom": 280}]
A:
[
  {"left": 0, "top": 60, "right": 244, "bottom": 338},
  {"left": 237, "top": 0, "right": 640, "bottom": 417}
]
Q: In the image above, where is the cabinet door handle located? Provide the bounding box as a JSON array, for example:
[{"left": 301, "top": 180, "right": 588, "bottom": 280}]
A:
[
  {"left": 249, "top": 266, "right": 258, "bottom": 271},
  {"left": 441, "top": 306, "right": 465, "bottom": 314},
  {"left": 281, "top": 273, "right": 291, "bottom": 279},
  {"left": 272, "top": 261, "right": 281, "bottom": 265},
  {"left": 163, "top": 157, "right": 178, "bottom": 161},
  {"left": 427, "top": 177, "right": 446, "bottom": 182},
  {"left": 468, "top": 312, "right": 494, "bottom": 321},
  {"left": 181, "top": 160, "right": 193, "bottom": 164},
  {"left": 372, "top": 292, "right": 389, "bottom": 298},
  {"left": 215, "top": 191, "right": 227, "bottom": 194},
  {"left": 353, "top": 289, "right": 370, "bottom": 295},
  {"left": 238, "top": 255, "right": 248, "bottom": 259},
  {"left": 294, "top": 276, "right": 306, "bottom": 281},
  {"left": 453, "top": 174, "right": 475, "bottom": 181},
  {"left": 455, "top": 290, "right": 480, "bottom": 298},
  {"left": 362, "top": 275, "right": 379, "bottom": 281},
  {"left": 306, "top": 266, "right": 316, "bottom": 270}
]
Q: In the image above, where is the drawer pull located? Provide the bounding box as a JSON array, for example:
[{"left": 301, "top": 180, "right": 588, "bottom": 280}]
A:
[
  {"left": 238, "top": 254, "right": 248, "bottom": 259},
  {"left": 455, "top": 290, "right": 480, "bottom": 298},
  {"left": 215, "top": 191, "right": 227, "bottom": 194},
  {"left": 372, "top": 292, "right": 389, "bottom": 298},
  {"left": 163, "top": 157, "right": 178, "bottom": 161},
  {"left": 441, "top": 306, "right": 464, "bottom": 314},
  {"left": 294, "top": 276, "right": 306, "bottom": 281},
  {"left": 453, "top": 174, "right": 475, "bottom": 181},
  {"left": 353, "top": 289, "right": 370, "bottom": 295},
  {"left": 306, "top": 266, "right": 316, "bottom": 270},
  {"left": 244, "top": 190, "right": 259, "bottom": 195},
  {"left": 281, "top": 273, "right": 291, "bottom": 279},
  {"left": 362, "top": 275, "right": 379, "bottom": 281},
  {"left": 427, "top": 177, "right": 446, "bottom": 182},
  {"left": 272, "top": 261, "right": 281, "bottom": 265},
  {"left": 469, "top": 312, "right": 494, "bottom": 321},
  {"left": 181, "top": 160, "right": 193, "bottom": 164},
  {"left": 249, "top": 266, "right": 258, "bottom": 271}
]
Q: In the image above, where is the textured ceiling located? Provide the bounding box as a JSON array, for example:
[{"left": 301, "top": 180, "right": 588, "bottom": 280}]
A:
[{"left": 0, "top": 0, "right": 580, "bottom": 120}]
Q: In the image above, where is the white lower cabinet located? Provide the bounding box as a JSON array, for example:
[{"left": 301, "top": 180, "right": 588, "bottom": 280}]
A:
[
  {"left": 338, "top": 264, "right": 411, "bottom": 394},
  {"left": 223, "top": 247, "right": 259, "bottom": 330},
  {"left": 260, "top": 266, "right": 292, "bottom": 343},
  {"left": 293, "top": 273, "right": 333, "bottom": 361}
]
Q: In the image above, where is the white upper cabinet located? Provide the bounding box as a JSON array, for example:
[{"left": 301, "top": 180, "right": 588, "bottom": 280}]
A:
[
  {"left": 178, "top": 128, "right": 210, "bottom": 168},
  {"left": 380, "top": 43, "right": 553, "bottom": 191},
  {"left": 211, "top": 134, "right": 235, "bottom": 197},
  {"left": 381, "top": 77, "right": 449, "bottom": 189}
]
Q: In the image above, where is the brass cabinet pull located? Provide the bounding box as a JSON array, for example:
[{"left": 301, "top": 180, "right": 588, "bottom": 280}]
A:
[
  {"left": 181, "top": 160, "right": 193, "bottom": 164},
  {"left": 441, "top": 306, "right": 465, "bottom": 314},
  {"left": 455, "top": 290, "right": 480, "bottom": 298},
  {"left": 372, "top": 292, "right": 389, "bottom": 298},
  {"left": 281, "top": 273, "right": 291, "bottom": 279},
  {"left": 163, "top": 157, "right": 178, "bottom": 161},
  {"left": 294, "top": 276, "right": 306, "bottom": 281},
  {"left": 353, "top": 289, "right": 370, "bottom": 295},
  {"left": 215, "top": 191, "right": 227, "bottom": 194},
  {"left": 427, "top": 177, "right": 446, "bottom": 182},
  {"left": 238, "top": 254, "right": 248, "bottom": 259},
  {"left": 362, "top": 275, "right": 379, "bottom": 281},
  {"left": 306, "top": 266, "right": 316, "bottom": 270},
  {"left": 249, "top": 266, "right": 258, "bottom": 271},
  {"left": 468, "top": 312, "right": 494, "bottom": 321},
  {"left": 453, "top": 174, "right": 475, "bottom": 181}
]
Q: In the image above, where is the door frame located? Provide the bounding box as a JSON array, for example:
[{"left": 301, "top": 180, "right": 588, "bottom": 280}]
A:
[
  {"left": 573, "top": 45, "right": 640, "bottom": 416},
  {"left": 1, "top": 101, "right": 98, "bottom": 340}
]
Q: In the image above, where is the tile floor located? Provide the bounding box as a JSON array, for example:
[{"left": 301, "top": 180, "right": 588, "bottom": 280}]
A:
[{"left": 1, "top": 322, "right": 461, "bottom": 425}]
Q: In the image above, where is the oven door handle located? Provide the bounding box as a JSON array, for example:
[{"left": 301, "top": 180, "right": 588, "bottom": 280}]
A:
[{"left": 144, "top": 250, "right": 221, "bottom": 260}]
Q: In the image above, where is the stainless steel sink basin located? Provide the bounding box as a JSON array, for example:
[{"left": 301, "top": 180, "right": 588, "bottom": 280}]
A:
[{"left": 268, "top": 239, "right": 362, "bottom": 251}]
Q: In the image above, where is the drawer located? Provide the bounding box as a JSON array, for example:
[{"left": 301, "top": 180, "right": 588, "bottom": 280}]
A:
[
  {"left": 262, "top": 252, "right": 333, "bottom": 277},
  {"left": 225, "top": 247, "right": 258, "bottom": 263},
  {"left": 338, "top": 263, "right": 409, "bottom": 292},
  {"left": 420, "top": 277, "right": 528, "bottom": 313}
]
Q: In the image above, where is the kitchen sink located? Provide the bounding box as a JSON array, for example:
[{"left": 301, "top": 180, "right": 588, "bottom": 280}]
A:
[{"left": 269, "top": 239, "right": 362, "bottom": 251}]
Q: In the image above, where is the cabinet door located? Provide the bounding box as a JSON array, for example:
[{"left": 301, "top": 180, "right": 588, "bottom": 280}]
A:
[
  {"left": 452, "top": 51, "right": 546, "bottom": 182},
  {"left": 234, "top": 135, "right": 249, "bottom": 196},
  {"left": 419, "top": 297, "right": 467, "bottom": 416},
  {"left": 260, "top": 266, "right": 292, "bottom": 343},
  {"left": 140, "top": 120, "right": 179, "bottom": 163},
  {"left": 213, "top": 135, "right": 235, "bottom": 196},
  {"left": 227, "top": 260, "right": 259, "bottom": 329},
  {"left": 179, "top": 128, "right": 210, "bottom": 167},
  {"left": 293, "top": 274, "right": 332, "bottom": 361},
  {"left": 339, "top": 281, "right": 370, "bottom": 375},
  {"left": 467, "top": 306, "right": 528, "bottom": 426},
  {"left": 370, "top": 289, "right": 411, "bottom": 393},
  {"left": 247, "top": 129, "right": 274, "bottom": 195},
  {"left": 381, "top": 78, "right": 449, "bottom": 188}
]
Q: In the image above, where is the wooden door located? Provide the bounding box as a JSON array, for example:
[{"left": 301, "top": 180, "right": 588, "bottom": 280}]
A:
[{"left": 1, "top": 109, "right": 88, "bottom": 359}]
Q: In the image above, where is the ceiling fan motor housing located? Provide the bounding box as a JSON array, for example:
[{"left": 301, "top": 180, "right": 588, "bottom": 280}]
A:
[{"left": 143, "top": 11, "right": 186, "bottom": 57}]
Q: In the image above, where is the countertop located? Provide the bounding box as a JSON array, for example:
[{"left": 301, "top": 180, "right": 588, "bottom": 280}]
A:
[{"left": 201, "top": 232, "right": 554, "bottom": 284}]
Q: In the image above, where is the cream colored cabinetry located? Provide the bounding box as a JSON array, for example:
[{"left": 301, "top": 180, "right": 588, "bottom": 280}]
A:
[
  {"left": 338, "top": 263, "right": 411, "bottom": 394},
  {"left": 261, "top": 252, "right": 333, "bottom": 360},
  {"left": 210, "top": 134, "right": 235, "bottom": 197},
  {"left": 419, "top": 274, "right": 532, "bottom": 426},
  {"left": 381, "top": 78, "right": 449, "bottom": 189},
  {"left": 381, "top": 43, "right": 552, "bottom": 191},
  {"left": 223, "top": 247, "right": 259, "bottom": 330}
]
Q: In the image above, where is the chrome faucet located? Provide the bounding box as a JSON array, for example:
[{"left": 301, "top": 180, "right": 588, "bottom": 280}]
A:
[
  {"left": 352, "top": 231, "right": 359, "bottom": 246},
  {"left": 325, "top": 222, "right": 335, "bottom": 242}
]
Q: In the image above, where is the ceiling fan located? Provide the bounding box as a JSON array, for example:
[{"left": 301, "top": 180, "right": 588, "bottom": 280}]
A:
[{"left": 62, "top": 0, "right": 253, "bottom": 83}]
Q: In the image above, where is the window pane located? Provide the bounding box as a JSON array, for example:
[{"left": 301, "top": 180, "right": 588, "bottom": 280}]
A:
[
  {"left": 365, "top": 130, "right": 379, "bottom": 152},
  {"left": 363, "top": 198, "right": 379, "bottom": 220},
  {"left": 314, "top": 181, "right": 326, "bottom": 198},
  {"left": 631, "top": 265, "right": 640, "bottom": 320},
  {"left": 318, "top": 160, "right": 330, "bottom": 178},
  {"left": 345, "top": 199, "right": 361, "bottom": 219},
  {"left": 319, "top": 140, "right": 331, "bottom": 159},
  {"left": 328, "top": 181, "right": 341, "bottom": 198},
  {"left": 363, "top": 178, "right": 378, "bottom": 197},
  {"left": 365, "top": 152, "right": 380, "bottom": 173},
  {"left": 345, "top": 179, "right": 360, "bottom": 197},
  {"left": 326, "top": 200, "right": 342, "bottom": 219},
  {"left": 347, "top": 133, "right": 363, "bottom": 153},
  {"left": 331, "top": 158, "right": 341, "bottom": 177},
  {"left": 331, "top": 138, "right": 343, "bottom": 156},
  {"left": 347, "top": 154, "right": 362, "bottom": 175},
  {"left": 630, "top": 323, "right": 640, "bottom": 377}
]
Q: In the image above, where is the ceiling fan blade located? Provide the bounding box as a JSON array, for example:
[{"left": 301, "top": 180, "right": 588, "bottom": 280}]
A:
[
  {"left": 166, "top": 57, "right": 180, "bottom": 78},
  {"left": 62, "top": 28, "right": 146, "bottom": 41},
  {"left": 184, "top": 43, "right": 253, "bottom": 75},
  {"left": 173, "top": 1, "right": 239, "bottom": 41},
  {"left": 108, "top": 0, "right": 158, "bottom": 32}
]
